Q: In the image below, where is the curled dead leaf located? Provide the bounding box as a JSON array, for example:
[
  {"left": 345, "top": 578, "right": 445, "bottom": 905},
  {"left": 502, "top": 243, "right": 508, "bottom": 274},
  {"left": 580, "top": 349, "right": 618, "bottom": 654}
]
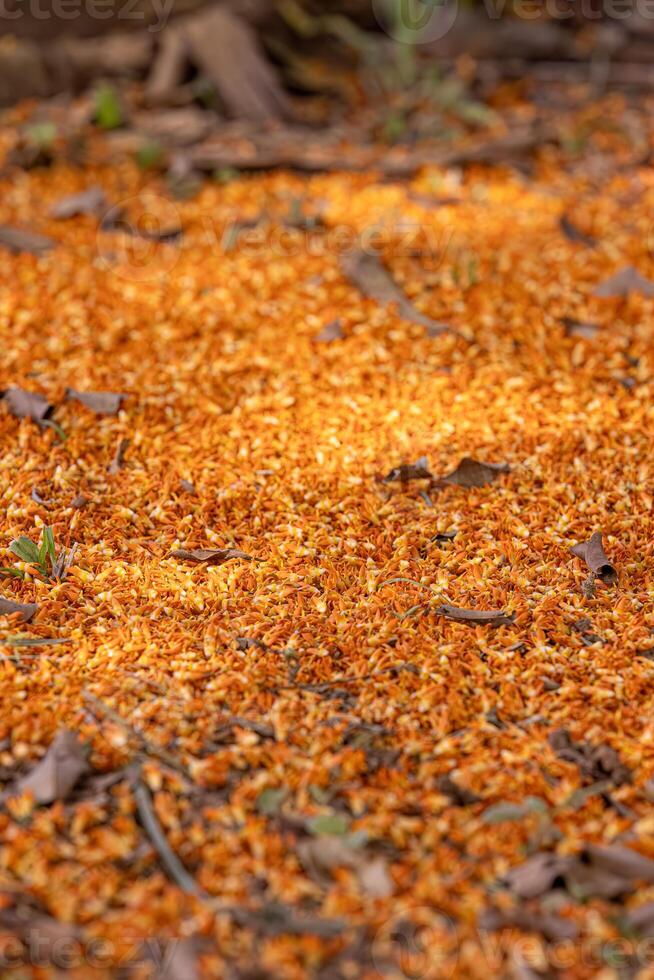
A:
[
  {"left": 340, "top": 249, "right": 452, "bottom": 336},
  {"left": 50, "top": 186, "right": 106, "bottom": 220},
  {"left": 548, "top": 728, "right": 631, "bottom": 786},
  {"left": 562, "top": 317, "right": 599, "bottom": 339},
  {"left": 480, "top": 906, "right": 577, "bottom": 942},
  {"left": 434, "top": 605, "right": 515, "bottom": 628},
  {"left": 108, "top": 438, "right": 129, "bottom": 475},
  {"left": 594, "top": 266, "right": 654, "bottom": 298},
  {"left": 297, "top": 836, "right": 393, "bottom": 899},
  {"left": 10, "top": 729, "right": 89, "bottom": 805},
  {"left": 383, "top": 457, "right": 433, "bottom": 483},
  {"left": 1, "top": 387, "right": 52, "bottom": 422},
  {"left": 570, "top": 531, "right": 617, "bottom": 584},
  {"left": 170, "top": 548, "right": 253, "bottom": 565},
  {"left": 0, "top": 225, "right": 54, "bottom": 255},
  {"left": 436, "top": 774, "right": 481, "bottom": 806},
  {"left": 0, "top": 597, "right": 39, "bottom": 622},
  {"left": 560, "top": 214, "right": 596, "bottom": 247},
  {"left": 314, "top": 319, "right": 343, "bottom": 343},
  {"left": 65, "top": 388, "right": 126, "bottom": 415},
  {"left": 504, "top": 844, "right": 654, "bottom": 903},
  {"left": 504, "top": 852, "right": 572, "bottom": 899},
  {"left": 440, "top": 457, "right": 510, "bottom": 488}
]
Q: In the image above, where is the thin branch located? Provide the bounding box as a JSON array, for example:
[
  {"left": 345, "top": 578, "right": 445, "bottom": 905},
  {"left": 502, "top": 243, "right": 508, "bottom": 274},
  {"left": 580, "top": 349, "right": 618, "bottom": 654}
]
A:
[{"left": 132, "top": 773, "right": 209, "bottom": 900}]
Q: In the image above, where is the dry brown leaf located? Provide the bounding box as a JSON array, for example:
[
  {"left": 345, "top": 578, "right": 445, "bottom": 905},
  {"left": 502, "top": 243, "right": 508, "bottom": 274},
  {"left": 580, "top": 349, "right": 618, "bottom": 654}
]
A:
[
  {"left": 156, "top": 938, "right": 203, "bottom": 980},
  {"left": 340, "top": 249, "right": 452, "bottom": 336},
  {"left": 297, "top": 837, "right": 393, "bottom": 898},
  {"left": 0, "top": 597, "right": 39, "bottom": 622},
  {"left": 170, "top": 548, "right": 253, "bottom": 565},
  {"left": 1, "top": 387, "right": 52, "bottom": 422},
  {"left": 314, "top": 319, "right": 343, "bottom": 343},
  {"left": 179, "top": 479, "right": 197, "bottom": 495},
  {"left": 548, "top": 728, "right": 631, "bottom": 786},
  {"left": 11, "top": 729, "right": 89, "bottom": 805},
  {"left": 50, "top": 186, "right": 106, "bottom": 220},
  {"left": 65, "top": 388, "right": 126, "bottom": 415},
  {"left": 383, "top": 457, "right": 433, "bottom": 483},
  {"left": 562, "top": 318, "right": 599, "bottom": 339},
  {"left": 0, "top": 225, "right": 54, "bottom": 255},
  {"left": 479, "top": 906, "right": 577, "bottom": 942},
  {"left": 434, "top": 605, "right": 515, "bottom": 628},
  {"left": 436, "top": 774, "right": 481, "bottom": 806},
  {"left": 622, "top": 901, "right": 654, "bottom": 936},
  {"left": 108, "top": 438, "right": 129, "bottom": 475},
  {"left": 504, "top": 852, "right": 572, "bottom": 899},
  {"left": 594, "top": 266, "right": 654, "bottom": 298},
  {"left": 570, "top": 531, "right": 617, "bottom": 584},
  {"left": 504, "top": 844, "right": 654, "bottom": 904},
  {"left": 440, "top": 457, "right": 510, "bottom": 488},
  {"left": 0, "top": 892, "right": 81, "bottom": 953},
  {"left": 560, "top": 214, "right": 596, "bottom": 247}
]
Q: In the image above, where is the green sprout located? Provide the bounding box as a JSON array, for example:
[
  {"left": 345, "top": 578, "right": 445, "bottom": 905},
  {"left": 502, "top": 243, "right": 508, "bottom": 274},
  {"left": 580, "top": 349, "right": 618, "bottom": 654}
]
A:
[{"left": 7, "top": 527, "right": 77, "bottom": 582}]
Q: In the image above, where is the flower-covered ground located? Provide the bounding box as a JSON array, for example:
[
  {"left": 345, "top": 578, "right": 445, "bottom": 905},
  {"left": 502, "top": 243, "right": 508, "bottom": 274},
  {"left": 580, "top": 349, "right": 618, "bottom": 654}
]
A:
[{"left": 2, "top": 91, "right": 654, "bottom": 978}]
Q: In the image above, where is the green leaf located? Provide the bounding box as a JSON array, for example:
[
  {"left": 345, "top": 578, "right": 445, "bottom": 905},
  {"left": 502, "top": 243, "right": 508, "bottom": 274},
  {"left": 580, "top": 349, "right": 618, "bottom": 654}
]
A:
[
  {"left": 0, "top": 567, "right": 25, "bottom": 579},
  {"left": 26, "top": 122, "right": 57, "bottom": 148},
  {"left": 10, "top": 537, "right": 41, "bottom": 565},
  {"left": 307, "top": 813, "right": 350, "bottom": 836},
  {"left": 42, "top": 527, "right": 56, "bottom": 565},
  {"left": 213, "top": 167, "right": 240, "bottom": 185},
  {"left": 136, "top": 141, "right": 164, "bottom": 171},
  {"left": 94, "top": 85, "right": 123, "bottom": 131},
  {"left": 562, "top": 780, "right": 612, "bottom": 812},
  {"left": 256, "top": 788, "right": 287, "bottom": 817},
  {"left": 1, "top": 636, "right": 71, "bottom": 647},
  {"left": 482, "top": 797, "right": 549, "bottom": 825},
  {"left": 40, "top": 418, "right": 67, "bottom": 442}
]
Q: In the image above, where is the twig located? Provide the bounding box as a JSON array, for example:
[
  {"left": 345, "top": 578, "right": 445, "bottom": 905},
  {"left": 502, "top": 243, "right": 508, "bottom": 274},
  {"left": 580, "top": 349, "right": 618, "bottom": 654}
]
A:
[
  {"left": 132, "top": 772, "right": 209, "bottom": 899},
  {"left": 274, "top": 662, "right": 419, "bottom": 693}
]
